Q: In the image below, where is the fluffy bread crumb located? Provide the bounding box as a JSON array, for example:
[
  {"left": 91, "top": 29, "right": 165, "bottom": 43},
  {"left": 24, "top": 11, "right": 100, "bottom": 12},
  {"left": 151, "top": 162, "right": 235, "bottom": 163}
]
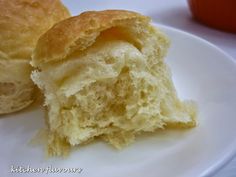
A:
[{"left": 31, "top": 10, "right": 197, "bottom": 156}]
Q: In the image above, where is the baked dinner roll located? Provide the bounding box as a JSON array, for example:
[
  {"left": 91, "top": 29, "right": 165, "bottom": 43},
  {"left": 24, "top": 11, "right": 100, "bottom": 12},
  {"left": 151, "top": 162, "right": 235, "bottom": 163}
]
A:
[
  {"left": 31, "top": 10, "right": 197, "bottom": 156},
  {"left": 0, "top": 0, "right": 70, "bottom": 114}
]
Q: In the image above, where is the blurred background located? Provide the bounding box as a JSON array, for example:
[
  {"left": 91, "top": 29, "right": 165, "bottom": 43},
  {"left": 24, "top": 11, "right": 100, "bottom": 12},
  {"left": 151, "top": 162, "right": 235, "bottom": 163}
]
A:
[{"left": 62, "top": 0, "right": 236, "bottom": 176}]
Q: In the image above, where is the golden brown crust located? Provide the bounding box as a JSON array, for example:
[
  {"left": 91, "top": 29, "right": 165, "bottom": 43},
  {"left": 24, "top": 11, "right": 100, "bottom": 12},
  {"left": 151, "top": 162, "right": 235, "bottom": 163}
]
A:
[
  {"left": 32, "top": 10, "right": 150, "bottom": 66},
  {"left": 0, "top": 0, "right": 70, "bottom": 114},
  {"left": 0, "top": 0, "right": 70, "bottom": 60}
]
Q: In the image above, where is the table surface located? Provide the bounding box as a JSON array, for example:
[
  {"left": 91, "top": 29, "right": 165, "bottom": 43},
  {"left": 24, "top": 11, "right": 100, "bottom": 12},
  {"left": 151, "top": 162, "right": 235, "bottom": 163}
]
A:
[{"left": 62, "top": 1, "right": 236, "bottom": 176}]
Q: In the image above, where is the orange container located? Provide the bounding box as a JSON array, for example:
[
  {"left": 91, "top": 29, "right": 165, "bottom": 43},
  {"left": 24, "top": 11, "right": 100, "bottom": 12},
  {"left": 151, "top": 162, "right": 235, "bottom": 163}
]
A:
[{"left": 188, "top": 0, "right": 236, "bottom": 33}]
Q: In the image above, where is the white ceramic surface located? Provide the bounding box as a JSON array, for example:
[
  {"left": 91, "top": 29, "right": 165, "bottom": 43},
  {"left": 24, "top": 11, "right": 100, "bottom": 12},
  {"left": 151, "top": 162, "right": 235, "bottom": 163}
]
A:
[{"left": 0, "top": 24, "right": 236, "bottom": 177}]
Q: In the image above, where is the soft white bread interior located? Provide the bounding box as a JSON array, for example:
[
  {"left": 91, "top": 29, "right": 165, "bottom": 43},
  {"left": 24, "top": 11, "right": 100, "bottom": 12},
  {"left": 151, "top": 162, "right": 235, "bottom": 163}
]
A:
[
  {"left": 0, "top": 0, "right": 70, "bottom": 114},
  {"left": 31, "top": 10, "right": 197, "bottom": 156}
]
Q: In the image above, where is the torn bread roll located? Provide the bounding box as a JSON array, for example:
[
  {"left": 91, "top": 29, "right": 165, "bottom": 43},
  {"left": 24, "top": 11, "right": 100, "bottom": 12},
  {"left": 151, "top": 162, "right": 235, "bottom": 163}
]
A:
[
  {"left": 31, "top": 10, "right": 197, "bottom": 156},
  {"left": 0, "top": 0, "right": 70, "bottom": 114}
]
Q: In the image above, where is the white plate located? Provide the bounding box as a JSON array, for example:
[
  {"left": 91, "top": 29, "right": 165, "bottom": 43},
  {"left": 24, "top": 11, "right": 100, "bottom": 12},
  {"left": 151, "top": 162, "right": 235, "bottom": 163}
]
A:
[{"left": 1, "top": 24, "right": 236, "bottom": 177}]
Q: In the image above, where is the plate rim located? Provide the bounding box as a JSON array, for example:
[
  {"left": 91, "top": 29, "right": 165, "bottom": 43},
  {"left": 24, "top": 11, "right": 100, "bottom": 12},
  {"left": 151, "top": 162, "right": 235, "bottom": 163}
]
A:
[{"left": 155, "top": 23, "right": 236, "bottom": 177}]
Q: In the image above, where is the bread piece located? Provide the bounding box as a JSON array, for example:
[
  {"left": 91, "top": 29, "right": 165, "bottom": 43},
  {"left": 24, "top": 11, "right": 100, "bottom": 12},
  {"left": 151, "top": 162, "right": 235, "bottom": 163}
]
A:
[
  {"left": 31, "top": 10, "right": 197, "bottom": 156},
  {"left": 0, "top": 0, "right": 70, "bottom": 114}
]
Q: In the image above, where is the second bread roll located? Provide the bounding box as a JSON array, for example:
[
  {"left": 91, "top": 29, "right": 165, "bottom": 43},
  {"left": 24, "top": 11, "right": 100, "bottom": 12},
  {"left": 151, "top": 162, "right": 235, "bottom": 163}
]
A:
[{"left": 0, "top": 0, "right": 70, "bottom": 114}]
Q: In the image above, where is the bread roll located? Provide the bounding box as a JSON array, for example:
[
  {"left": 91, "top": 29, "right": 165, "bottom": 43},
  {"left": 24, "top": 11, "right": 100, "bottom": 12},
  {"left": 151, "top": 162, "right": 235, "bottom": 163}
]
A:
[
  {"left": 0, "top": 0, "right": 70, "bottom": 114},
  {"left": 31, "top": 10, "right": 197, "bottom": 156}
]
